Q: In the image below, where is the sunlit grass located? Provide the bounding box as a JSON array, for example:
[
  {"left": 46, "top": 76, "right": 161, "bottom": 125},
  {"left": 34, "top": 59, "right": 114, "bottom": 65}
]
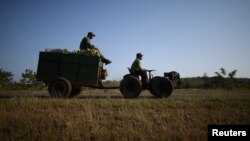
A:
[{"left": 0, "top": 98, "right": 249, "bottom": 141}]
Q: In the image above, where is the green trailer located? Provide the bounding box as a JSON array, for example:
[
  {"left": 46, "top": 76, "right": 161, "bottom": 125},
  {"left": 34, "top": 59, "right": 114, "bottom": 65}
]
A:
[{"left": 36, "top": 51, "right": 107, "bottom": 98}]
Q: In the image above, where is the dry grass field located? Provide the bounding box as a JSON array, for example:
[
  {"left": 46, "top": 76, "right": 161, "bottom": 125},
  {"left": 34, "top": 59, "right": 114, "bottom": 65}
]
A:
[{"left": 0, "top": 89, "right": 250, "bottom": 141}]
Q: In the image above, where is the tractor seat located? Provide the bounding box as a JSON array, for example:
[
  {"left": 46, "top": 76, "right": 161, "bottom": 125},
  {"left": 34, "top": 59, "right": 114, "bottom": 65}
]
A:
[
  {"left": 127, "top": 67, "right": 132, "bottom": 74},
  {"left": 127, "top": 67, "right": 139, "bottom": 78}
]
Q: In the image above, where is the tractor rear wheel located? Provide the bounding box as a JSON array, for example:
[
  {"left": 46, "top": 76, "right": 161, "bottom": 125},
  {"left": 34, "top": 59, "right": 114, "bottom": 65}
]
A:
[
  {"left": 48, "top": 77, "right": 72, "bottom": 98},
  {"left": 120, "top": 75, "right": 142, "bottom": 98},
  {"left": 150, "top": 76, "right": 173, "bottom": 98}
]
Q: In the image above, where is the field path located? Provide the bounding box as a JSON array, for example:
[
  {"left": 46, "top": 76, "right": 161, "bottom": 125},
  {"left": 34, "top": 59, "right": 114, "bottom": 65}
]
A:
[{"left": 0, "top": 89, "right": 249, "bottom": 99}]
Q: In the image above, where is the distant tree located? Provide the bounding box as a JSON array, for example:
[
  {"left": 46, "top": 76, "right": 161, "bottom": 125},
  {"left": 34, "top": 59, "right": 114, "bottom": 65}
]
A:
[
  {"left": 214, "top": 68, "right": 238, "bottom": 89},
  {"left": 19, "top": 69, "right": 43, "bottom": 87},
  {"left": 179, "top": 79, "right": 191, "bottom": 88},
  {"left": 215, "top": 72, "right": 222, "bottom": 78},
  {"left": 202, "top": 72, "right": 210, "bottom": 88},
  {"left": 215, "top": 68, "right": 237, "bottom": 79},
  {"left": 0, "top": 69, "right": 14, "bottom": 87},
  {"left": 220, "top": 68, "right": 226, "bottom": 76},
  {"left": 228, "top": 69, "right": 238, "bottom": 89},
  {"left": 214, "top": 68, "right": 226, "bottom": 88},
  {"left": 228, "top": 70, "right": 237, "bottom": 79},
  {"left": 215, "top": 68, "right": 227, "bottom": 78},
  {"left": 202, "top": 72, "right": 208, "bottom": 78}
]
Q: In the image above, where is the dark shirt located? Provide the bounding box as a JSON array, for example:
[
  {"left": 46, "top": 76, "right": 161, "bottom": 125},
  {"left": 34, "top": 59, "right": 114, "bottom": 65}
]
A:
[
  {"left": 131, "top": 58, "right": 144, "bottom": 73},
  {"left": 80, "top": 37, "right": 94, "bottom": 50}
]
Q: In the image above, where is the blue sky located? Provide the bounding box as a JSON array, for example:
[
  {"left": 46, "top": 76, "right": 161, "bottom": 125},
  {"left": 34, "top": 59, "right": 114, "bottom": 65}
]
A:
[{"left": 0, "top": 0, "right": 250, "bottom": 81}]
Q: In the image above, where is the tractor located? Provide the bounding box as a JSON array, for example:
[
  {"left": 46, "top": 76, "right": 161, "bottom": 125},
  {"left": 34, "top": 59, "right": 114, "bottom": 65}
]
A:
[{"left": 120, "top": 68, "right": 180, "bottom": 98}]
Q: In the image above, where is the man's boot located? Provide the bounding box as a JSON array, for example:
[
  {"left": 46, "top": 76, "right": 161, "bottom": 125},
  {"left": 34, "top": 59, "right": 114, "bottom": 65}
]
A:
[
  {"left": 102, "top": 58, "right": 112, "bottom": 65},
  {"left": 100, "top": 55, "right": 112, "bottom": 65}
]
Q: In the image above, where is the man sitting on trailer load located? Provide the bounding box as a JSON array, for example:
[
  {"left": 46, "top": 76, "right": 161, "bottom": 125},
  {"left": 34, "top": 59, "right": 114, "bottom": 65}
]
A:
[
  {"left": 80, "top": 32, "right": 112, "bottom": 65},
  {"left": 130, "top": 53, "right": 148, "bottom": 85}
]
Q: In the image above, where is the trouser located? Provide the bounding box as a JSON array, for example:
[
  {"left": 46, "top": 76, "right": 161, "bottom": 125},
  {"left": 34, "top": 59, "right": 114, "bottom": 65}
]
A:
[
  {"left": 100, "top": 55, "right": 107, "bottom": 61},
  {"left": 134, "top": 70, "right": 148, "bottom": 84},
  {"left": 91, "top": 48, "right": 109, "bottom": 63}
]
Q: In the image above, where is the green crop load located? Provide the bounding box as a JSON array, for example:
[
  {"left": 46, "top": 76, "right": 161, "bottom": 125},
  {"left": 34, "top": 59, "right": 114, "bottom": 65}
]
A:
[{"left": 48, "top": 49, "right": 101, "bottom": 57}]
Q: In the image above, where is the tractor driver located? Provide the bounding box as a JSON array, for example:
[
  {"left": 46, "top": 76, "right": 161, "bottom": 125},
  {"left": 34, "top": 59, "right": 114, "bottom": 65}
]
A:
[
  {"left": 130, "top": 53, "right": 148, "bottom": 85},
  {"left": 80, "top": 32, "right": 112, "bottom": 65}
]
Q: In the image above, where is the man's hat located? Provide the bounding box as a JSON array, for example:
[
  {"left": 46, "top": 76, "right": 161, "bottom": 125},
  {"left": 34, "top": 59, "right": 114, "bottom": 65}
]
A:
[
  {"left": 87, "top": 32, "right": 96, "bottom": 37},
  {"left": 136, "top": 53, "right": 143, "bottom": 58}
]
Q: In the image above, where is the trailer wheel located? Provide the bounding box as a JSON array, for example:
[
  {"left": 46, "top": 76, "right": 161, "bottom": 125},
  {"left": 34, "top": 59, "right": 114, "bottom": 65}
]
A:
[
  {"left": 150, "top": 76, "right": 173, "bottom": 98},
  {"left": 120, "top": 75, "right": 142, "bottom": 98},
  {"left": 48, "top": 77, "right": 72, "bottom": 98},
  {"left": 69, "top": 85, "right": 81, "bottom": 98}
]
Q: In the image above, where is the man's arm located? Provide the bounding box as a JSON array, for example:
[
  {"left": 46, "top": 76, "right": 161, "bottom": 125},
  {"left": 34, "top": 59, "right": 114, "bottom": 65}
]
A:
[
  {"left": 80, "top": 37, "right": 95, "bottom": 50},
  {"left": 137, "top": 60, "right": 145, "bottom": 71}
]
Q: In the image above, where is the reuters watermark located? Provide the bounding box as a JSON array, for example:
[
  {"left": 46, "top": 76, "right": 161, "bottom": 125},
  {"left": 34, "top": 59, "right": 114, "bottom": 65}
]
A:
[{"left": 208, "top": 125, "right": 249, "bottom": 141}]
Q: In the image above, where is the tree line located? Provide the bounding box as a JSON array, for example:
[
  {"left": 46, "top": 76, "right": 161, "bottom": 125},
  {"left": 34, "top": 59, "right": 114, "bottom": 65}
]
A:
[
  {"left": 0, "top": 68, "right": 44, "bottom": 90},
  {"left": 177, "top": 68, "right": 250, "bottom": 89},
  {"left": 1, "top": 68, "right": 250, "bottom": 90}
]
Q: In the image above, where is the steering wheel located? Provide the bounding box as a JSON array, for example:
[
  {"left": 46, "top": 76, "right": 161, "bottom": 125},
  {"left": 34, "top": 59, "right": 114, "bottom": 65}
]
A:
[
  {"left": 145, "top": 69, "right": 155, "bottom": 72},
  {"left": 145, "top": 69, "right": 155, "bottom": 79}
]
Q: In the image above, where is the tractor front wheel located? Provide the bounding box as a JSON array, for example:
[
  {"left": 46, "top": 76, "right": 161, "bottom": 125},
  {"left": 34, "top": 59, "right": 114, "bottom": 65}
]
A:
[{"left": 150, "top": 76, "right": 173, "bottom": 98}]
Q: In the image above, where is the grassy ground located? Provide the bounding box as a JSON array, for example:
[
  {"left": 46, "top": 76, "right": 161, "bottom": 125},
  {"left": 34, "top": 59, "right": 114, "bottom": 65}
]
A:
[{"left": 0, "top": 96, "right": 249, "bottom": 141}]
